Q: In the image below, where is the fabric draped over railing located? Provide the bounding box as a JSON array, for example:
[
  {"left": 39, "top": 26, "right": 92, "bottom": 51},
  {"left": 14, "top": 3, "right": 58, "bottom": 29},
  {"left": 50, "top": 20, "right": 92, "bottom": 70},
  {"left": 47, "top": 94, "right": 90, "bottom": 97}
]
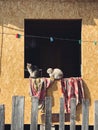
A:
[
  {"left": 29, "top": 78, "right": 53, "bottom": 109},
  {"left": 29, "top": 77, "right": 85, "bottom": 113},
  {"left": 61, "top": 77, "right": 85, "bottom": 113}
]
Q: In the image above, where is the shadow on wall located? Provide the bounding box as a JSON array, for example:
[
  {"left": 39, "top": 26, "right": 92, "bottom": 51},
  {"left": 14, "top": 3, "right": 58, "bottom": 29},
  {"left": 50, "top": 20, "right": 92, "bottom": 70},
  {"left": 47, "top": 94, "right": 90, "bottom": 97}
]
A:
[
  {"left": 76, "top": 80, "right": 91, "bottom": 122},
  {"left": 40, "top": 79, "right": 91, "bottom": 123},
  {"left": 83, "top": 80, "right": 91, "bottom": 105},
  {"left": 0, "top": 0, "right": 98, "bottom": 28}
]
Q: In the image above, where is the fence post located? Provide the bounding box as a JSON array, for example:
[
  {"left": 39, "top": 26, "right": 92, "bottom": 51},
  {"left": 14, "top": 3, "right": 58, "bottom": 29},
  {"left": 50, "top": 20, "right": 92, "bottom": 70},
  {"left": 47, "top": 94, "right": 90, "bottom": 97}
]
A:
[
  {"left": 70, "top": 98, "right": 76, "bottom": 130},
  {"left": 82, "top": 99, "right": 89, "bottom": 130},
  {"left": 30, "top": 96, "right": 38, "bottom": 130},
  {"left": 45, "top": 97, "right": 52, "bottom": 130},
  {"left": 94, "top": 100, "right": 98, "bottom": 130},
  {"left": 11, "top": 96, "right": 24, "bottom": 130},
  {"left": 0, "top": 105, "right": 5, "bottom": 130},
  {"left": 40, "top": 124, "right": 55, "bottom": 130},
  {"left": 59, "top": 97, "right": 65, "bottom": 130}
]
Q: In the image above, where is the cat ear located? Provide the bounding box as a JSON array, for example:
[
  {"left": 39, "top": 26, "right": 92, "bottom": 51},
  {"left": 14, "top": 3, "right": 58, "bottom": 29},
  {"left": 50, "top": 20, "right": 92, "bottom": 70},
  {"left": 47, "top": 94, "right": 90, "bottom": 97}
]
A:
[{"left": 27, "top": 63, "right": 31, "bottom": 65}]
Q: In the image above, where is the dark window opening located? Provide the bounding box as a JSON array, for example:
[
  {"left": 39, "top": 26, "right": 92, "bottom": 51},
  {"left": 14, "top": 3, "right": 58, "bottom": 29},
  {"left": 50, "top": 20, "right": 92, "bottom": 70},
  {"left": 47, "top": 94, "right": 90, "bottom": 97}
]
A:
[{"left": 24, "top": 19, "right": 82, "bottom": 78}]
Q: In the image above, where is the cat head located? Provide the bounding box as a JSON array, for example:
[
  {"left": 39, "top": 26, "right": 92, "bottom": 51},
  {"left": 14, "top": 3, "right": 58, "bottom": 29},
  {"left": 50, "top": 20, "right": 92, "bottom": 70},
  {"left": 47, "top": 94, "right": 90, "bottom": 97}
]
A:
[
  {"left": 47, "top": 68, "right": 53, "bottom": 74},
  {"left": 27, "top": 63, "right": 32, "bottom": 68},
  {"left": 27, "top": 63, "right": 38, "bottom": 71},
  {"left": 27, "top": 63, "right": 39, "bottom": 78}
]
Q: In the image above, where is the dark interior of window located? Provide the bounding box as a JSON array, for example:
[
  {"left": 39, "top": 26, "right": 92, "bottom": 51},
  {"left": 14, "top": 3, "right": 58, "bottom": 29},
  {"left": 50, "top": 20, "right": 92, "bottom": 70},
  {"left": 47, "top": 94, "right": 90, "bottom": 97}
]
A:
[{"left": 24, "top": 19, "right": 82, "bottom": 78}]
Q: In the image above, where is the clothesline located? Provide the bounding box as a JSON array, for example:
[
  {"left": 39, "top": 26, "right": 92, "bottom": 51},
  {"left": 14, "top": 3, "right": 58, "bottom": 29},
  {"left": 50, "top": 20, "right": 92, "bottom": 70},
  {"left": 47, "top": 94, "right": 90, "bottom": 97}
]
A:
[{"left": 0, "top": 32, "right": 98, "bottom": 44}]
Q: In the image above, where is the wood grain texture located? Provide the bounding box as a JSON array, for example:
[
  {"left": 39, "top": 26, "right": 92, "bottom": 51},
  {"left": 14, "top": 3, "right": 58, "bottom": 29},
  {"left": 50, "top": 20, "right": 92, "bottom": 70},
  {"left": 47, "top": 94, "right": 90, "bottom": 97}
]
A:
[
  {"left": 94, "top": 100, "right": 98, "bottom": 130},
  {"left": 70, "top": 98, "right": 76, "bottom": 130},
  {"left": 11, "top": 96, "right": 24, "bottom": 130},
  {"left": 30, "top": 96, "right": 38, "bottom": 130},
  {"left": 59, "top": 97, "right": 65, "bottom": 130},
  {"left": 82, "top": 99, "right": 89, "bottom": 130},
  {"left": 45, "top": 97, "right": 52, "bottom": 130},
  {"left": 0, "top": 105, "right": 5, "bottom": 130},
  {"left": 0, "top": 0, "right": 98, "bottom": 124}
]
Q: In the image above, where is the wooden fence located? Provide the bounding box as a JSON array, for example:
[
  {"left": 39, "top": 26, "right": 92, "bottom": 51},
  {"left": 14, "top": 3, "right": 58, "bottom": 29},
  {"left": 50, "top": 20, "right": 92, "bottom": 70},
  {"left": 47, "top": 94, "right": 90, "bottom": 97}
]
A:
[{"left": 0, "top": 96, "right": 98, "bottom": 130}]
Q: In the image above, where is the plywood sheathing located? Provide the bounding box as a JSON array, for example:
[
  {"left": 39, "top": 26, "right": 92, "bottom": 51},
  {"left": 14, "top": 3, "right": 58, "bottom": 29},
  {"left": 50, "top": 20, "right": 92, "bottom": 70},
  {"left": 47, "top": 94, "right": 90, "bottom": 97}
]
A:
[{"left": 0, "top": 0, "right": 98, "bottom": 125}]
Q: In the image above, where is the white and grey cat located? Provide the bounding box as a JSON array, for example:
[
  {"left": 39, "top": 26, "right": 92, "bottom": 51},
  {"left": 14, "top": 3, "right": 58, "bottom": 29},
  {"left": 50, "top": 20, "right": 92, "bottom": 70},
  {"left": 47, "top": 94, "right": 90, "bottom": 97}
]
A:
[
  {"left": 47, "top": 68, "right": 63, "bottom": 80},
  {"left": 27, "top": 63, "right": 39, "bottom": 78}
]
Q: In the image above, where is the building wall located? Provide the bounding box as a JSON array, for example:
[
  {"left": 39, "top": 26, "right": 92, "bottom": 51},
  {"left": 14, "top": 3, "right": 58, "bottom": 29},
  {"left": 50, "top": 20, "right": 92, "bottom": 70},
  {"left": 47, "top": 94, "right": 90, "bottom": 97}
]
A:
[{"left": 0, "top": 0, "right": 98, "bottom": 125}]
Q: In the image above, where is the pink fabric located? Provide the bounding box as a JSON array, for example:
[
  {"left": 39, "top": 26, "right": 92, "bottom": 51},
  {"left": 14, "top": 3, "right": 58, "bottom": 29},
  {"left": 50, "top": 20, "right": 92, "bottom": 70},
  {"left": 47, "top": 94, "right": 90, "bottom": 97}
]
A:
[
  {"left": 29, "top": 77, "right": 85, "bottom": 112},
  {"left": 61, "top": 77, "right": 85, "bottom": 113},
  {"left": 29, "top": 78, "right": 52, "bottom": 107}
]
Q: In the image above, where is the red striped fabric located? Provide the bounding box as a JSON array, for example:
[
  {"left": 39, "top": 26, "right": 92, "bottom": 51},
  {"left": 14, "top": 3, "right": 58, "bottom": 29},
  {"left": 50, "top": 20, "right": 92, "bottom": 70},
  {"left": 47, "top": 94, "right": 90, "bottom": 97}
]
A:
[{"left": 29, "top": 77, "right": 85, "bottom": 112}]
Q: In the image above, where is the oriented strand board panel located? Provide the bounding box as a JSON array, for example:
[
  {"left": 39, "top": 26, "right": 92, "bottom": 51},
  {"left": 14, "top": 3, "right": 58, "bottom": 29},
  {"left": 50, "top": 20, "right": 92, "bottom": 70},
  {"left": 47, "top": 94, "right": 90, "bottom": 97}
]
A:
[{"left": 0, "top": 0, "right": 98, "bottom": 125}]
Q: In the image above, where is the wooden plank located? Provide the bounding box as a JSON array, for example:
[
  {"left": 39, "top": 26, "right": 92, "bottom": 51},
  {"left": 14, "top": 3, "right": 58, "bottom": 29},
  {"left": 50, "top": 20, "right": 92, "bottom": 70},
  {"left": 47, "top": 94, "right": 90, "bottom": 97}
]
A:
[
  {"left": 70, "top": 98, "right": 76, "bottom": 130},
  {"left": 0, "top": 105, "right": 5, "bottom": 130},
  {"left": 40, "top": 124, "right": 45, "bottom": 130},
  {"left": 82, "top": 99, "right": 89, "bottom": 130},
  {"left": 30, "top": 96, "right": 38, "bottom": 130},
  {"left": 94, "top": 100, "right": 98, "bottom": 130},
  {"left": 59, "top": 97, "right": 65, "bottom": 130},
  {"left": 40, "top": 124, "right": 55, "bottom": 130},
  {"left": 11, "top": 96, "right": 24, "bottom": 130},
  {"left": 45, "top": 97, "right": 52, "bottom": 130}
]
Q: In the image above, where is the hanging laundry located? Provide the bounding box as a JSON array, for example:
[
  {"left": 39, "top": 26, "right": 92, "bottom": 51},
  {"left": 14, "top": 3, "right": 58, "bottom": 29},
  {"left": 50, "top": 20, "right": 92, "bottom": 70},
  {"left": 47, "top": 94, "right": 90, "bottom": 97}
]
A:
[
  {"left": 61, "top": 77, "right": 85, "bottom": 113},
  {"left": 29, "top": 78, "right": 54, "bottom": 110}
]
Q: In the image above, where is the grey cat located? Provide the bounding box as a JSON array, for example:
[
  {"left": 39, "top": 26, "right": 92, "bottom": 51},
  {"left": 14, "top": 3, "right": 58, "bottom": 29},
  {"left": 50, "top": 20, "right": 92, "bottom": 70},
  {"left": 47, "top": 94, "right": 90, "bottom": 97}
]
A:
[{"left": 27, "top": 63, "right": 39, "bottom": 78}]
